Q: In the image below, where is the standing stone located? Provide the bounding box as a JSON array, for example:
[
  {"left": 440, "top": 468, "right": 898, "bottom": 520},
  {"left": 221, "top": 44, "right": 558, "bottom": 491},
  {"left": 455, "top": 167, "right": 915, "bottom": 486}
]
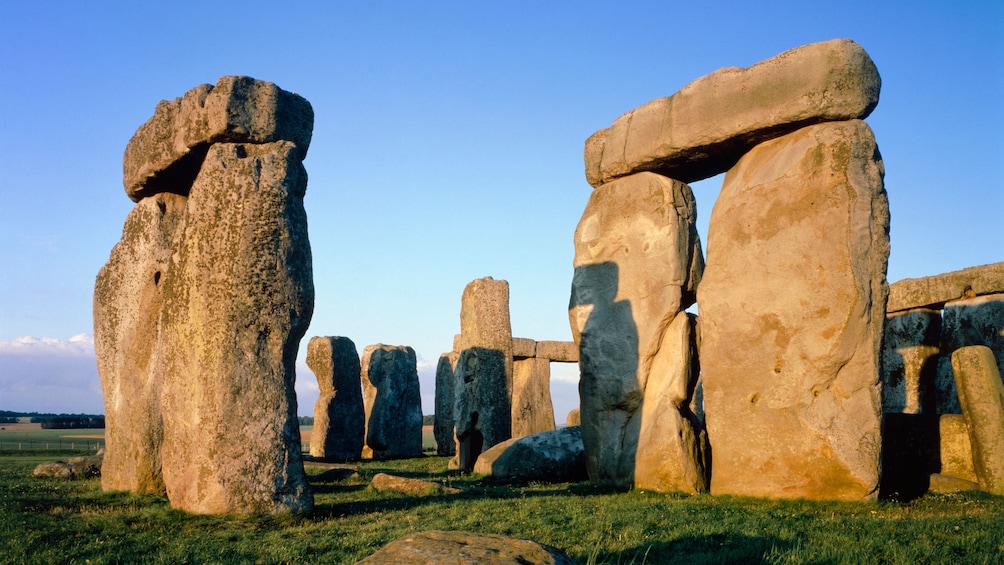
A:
[
  {"left": 159, "top": 141, "right": 313, "bottom": 514},
  {"left": 565, "top": 408, "right": 580, "bottom": 427},
  {"left": 584, "top": 39, "right": 880, "bottom": 187},
  {"left": 361, "top": 344, "right": 423, "bottom": 459},
  {"left": 306, "top": 336, "right": 364, "bottom": 462},
  {"left": 951, "top": 346, "right": 1004, "bottom": 495},
  {"left": 434, "top": 352, "right": 459, "bottom": 456},
  {"left": 940, "top": 414, "right": 977, "bottom": 484},
  {"left": 936, "top": 294, "right": 1004, "bottom": 414},
  {"left": 882, "top": 309, "right": 941, "bottom": 414},
  {"left": 454, "top": 277, "right": 513, "bottom": 472},
  {"left": 123, "top": 76, "right": 314, "bottom": 202},
  {"left": 634, "top": 312, "right": 707, "bottom": 494},
  {"left": 94, "top": 192, "right": 186, "bottom": 495},
  {"left": 569, "top": 171, "right": 703, "bottom": 488},
  {"left": 699, "top": 120, "right": 889, "bottom": 501},
  {"left": 511, "top": 357, "right": 556, "bottom": 438}
]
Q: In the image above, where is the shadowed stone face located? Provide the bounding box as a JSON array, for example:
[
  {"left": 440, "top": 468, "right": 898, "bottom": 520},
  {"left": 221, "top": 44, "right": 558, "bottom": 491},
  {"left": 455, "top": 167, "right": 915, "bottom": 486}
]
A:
[
  {"left": 306, "top": 336, "right": 364, "bottom": 462},
  {"left": 434, "top": 352, "right": 459, "bottom": 456},
  {"left": 361, "top": 344, "right": 423, "bottom": 460}
]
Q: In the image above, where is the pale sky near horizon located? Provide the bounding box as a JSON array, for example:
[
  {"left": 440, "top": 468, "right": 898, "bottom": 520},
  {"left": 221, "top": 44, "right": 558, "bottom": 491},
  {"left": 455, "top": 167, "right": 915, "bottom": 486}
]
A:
[{"left": 1, "top": 1, "right": 1001, "bottom": 418}]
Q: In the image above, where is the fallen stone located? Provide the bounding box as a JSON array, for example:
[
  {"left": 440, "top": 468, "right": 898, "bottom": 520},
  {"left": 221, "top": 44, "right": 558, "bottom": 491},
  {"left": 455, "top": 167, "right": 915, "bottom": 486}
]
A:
[
  {"left": 34, "top": 451, "right": 105, "bottom": 479},
  {"left": 928, "top": 473, "right": 982, "bottom": 493},
  {"left": 306, "top": 336, "right": 365, "bottom": 462},
  {"left": 361, "top": 344, "right": 424, "bottom": 460},
  {"left": 33, "top": 461, "right": 74, "bottom": 479},
  {"left": 434, "top": 352, "right": 459, "bottom": 456},
  {"left": 475, "top": 426, "right": 586, "bottom": 483},
  {"left": 634, "top": 312, "right": 708, "bottom": 494},
  {"left": 584, "top": 39, "right": 880, "bottom": 187},
  {"left": 357, "top": 530, "right": 575, "bottom": 565},
  {"left": 940, "top": 414, "right": 977, "bottom": 483},
  {"left": 455, "top": 277, "right": 513, "bottom": 472},
  {"left": 887, "top": 262, "right": 1004, "bottom": 313},
  {"left": 699, "top": 120, "right": 889, "bottom": 501},
  {"left": 511, "top": 357, "right": 556, "bottom": 438},
  {"left": 370, "top": 473, "right": 460, "bottom": 496},
  {"left": 123, "top": 76, "right": 314, "bottom": 201},
  {"left": 569, "top": 171, "right": 702, "bottom": 488},
  {"left": 951, "top": 346, "right": 1004, "bottom": 495},
  {"left": 881, "top": 308, "right": 940, "bottom": 414},
  {"left": 94, "top": 192, "right": 186, "bottom": 495},
  {"left": 158, "top": 141, "right": 313, "bottom": 514}
]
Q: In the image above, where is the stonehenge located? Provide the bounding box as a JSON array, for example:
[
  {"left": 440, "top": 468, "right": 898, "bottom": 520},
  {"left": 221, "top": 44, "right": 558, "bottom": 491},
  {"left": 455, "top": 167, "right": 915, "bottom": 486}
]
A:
[
  {"left": 361, "top": 344, "right": 424, "bottom": 459},
  {"left": 95, "top": 76, "right": 314, "bottom": 514},
  {"left": 306, "top": 336, "right": 365, "bottom": 462}
]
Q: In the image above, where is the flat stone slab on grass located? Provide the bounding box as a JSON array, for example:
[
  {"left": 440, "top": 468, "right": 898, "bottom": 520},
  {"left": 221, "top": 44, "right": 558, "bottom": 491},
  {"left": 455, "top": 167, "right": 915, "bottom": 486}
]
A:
[
  {"left": 584, "top": 38, "right": 880, "bottom": 186},
  {"left": 369, "top": 473, "right": 460, "bottom": 496},
  {"left": 357, "top": 530, "right": 575, "bottom": 564}
]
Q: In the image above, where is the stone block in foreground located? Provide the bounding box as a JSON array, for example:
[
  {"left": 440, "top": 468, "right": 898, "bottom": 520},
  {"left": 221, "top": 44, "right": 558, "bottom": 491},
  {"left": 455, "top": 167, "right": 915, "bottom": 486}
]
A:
[
  {"left": 584, "top": 39, "right": 880, "bottom": 187},
  {"left": 699, "top": 120, "right": 889, "bottom": 501},
  {"left": 357, "top": 530, "right": 576, "bottom": 565},
  {"left": 158, "top": 141, "right": 313, "bottom": 514},
  {"left": 123, "top": 75, "right": 313, "bottom": 202}
]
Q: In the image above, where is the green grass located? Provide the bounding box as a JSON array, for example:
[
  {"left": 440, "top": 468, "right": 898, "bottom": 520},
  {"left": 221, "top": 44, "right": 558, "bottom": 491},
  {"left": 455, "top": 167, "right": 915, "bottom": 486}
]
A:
[{"left": 1, "top": 453, "right": 1002, "bottom": 564}]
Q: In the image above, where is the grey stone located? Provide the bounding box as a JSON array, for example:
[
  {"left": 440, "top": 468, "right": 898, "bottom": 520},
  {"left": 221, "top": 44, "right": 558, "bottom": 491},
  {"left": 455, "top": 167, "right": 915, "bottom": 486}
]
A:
[
  {"left": 306, "top": 336, "right": 364, "bottom": 462},
  {"left": 357, "top": 530, "right": 575, "bottom": 565},
  {"left": 361, "top": 344, "right": 423, "bottom": 460},
  {"left": 699, "top": 120, "right": 889, "bottom": 501},
  {"left": 936, "top": 294, "right": 1004, "bottom": 414},
  {"left": 951, "top": 346, "right": 1004, "bottom": 495},
  {"left": 370, "top": 473, "right": 460, "bottom": 496},
  {"left": 888, "top": 262, "right": 1004, "bottom": 313},
  {"left": 158, "top": 141, "right": 313, "bottom": 514},
  {"left": 94, "top": 192, "right": 185, "bottom": 495},
  {"left": 511, "top": 357, "right": 555, "bottom": 438},
  {"left": 535, "top": 340, "right": 579, "bottom": 363},
  {"left": 123, "top": 76, "right": 313, "bottom": 202},
  {"left": 454, "top": 277, "right": 513, "bottom": 472},
  {"left": 881, "top": 309, "right": 940, "bottom": 414},
  {"left": 474, "top": 426, "right": 586, "bottom": 483},
  {"left": 584, "top": 39, "right": 880, "bottom": 186},
  {"left": 434, "top": 352, "right": 459, "bottom": 456}
]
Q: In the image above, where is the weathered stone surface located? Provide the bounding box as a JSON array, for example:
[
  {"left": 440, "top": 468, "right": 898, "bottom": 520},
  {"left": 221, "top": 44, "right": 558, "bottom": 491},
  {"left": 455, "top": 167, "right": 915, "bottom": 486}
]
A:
[
  {"left": 361, "top": 344, "right": 423, "bottom": 460},
  {"left": 357, "top": 530, "right": 576, "bottom": 565},
  {"left": 634, "top": 312, "right": 707, "bottom": 494},
  {"left": 512, "top": 337, "right": 536, "bottom": 359},
  {"left": 699, "top": 120, "right": 889, "bottom": 501},
  {"left": 584, "top": 39, "right": 880, "bottom": 187},
  {"left": 536, "top": 340, "right": 579, "bottom": 363},
  {"left": 33, "top": 452, "right": 104, "bottom": 479},
  {"left": 434, "top": 352, "right": 459, "bottom": 456},
  {"left": 569, "top": 171, "right": 703, "bottom": 488},
  {"left": 123, "top": 76, "right": 314, "bottom": 202},
  {"left": 455, "top": 277, "right": 513, "bottom": 472},
  {"left": 306, "top": 336, "right": 364, "bottom": 462},
  {"left": 936, "top": 294, "right": 1004, "bottom": 414},
  {"left": 94, "top": 192, "right": 186, "bottom": 495},
  {"left": 888, "top": 262, "right": 1004, "bottom": 313},
  {"left": 928, "top": 473, "right": 981, "bottom": 493},
  {"left": 473, "top": 426, "right": 586, "bottom": 483},
  {"left": 565, "top": 408, "right": 580, "bottom": 427},
  {"left": 159, "top": 141, "right": 313, "bottom": 514},
  {"left": 940, "top": 414, "right": 977, "bottom": 483},
  {"left": 511, "top": 358, "right": 556, "bottom": 438},
  {"left": 370, "top": 473, "right": 460, "bottom": 496},
  {"left": 951, "top": 346, "right": 1004, "bottom": 495},
  {"left": 882, "top": 309, "right": 940, "bottom": 414}
]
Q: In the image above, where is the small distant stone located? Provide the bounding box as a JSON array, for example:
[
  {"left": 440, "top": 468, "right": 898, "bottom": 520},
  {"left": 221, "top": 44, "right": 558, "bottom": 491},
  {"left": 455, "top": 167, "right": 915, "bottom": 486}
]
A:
[
  {"left": 356, "top": 530, "right": 575, "bottom": 565},
  {"left": 370, "top": 473, "right": 460, "bottom": 496}
]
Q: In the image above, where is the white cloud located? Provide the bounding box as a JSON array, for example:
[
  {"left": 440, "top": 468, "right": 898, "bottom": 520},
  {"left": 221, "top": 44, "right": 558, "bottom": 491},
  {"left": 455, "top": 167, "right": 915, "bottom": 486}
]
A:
[{"left": 0, "top": 334, "right": 104, "bottom": 414}]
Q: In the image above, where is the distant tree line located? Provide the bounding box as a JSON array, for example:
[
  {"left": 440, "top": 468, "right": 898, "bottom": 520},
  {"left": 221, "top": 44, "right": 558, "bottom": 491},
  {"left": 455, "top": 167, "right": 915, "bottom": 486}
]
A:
[
  {"left": 0, "top": 410, "right": 105, "bottom": 429},
  {"left": 298, "top": 416, "right": 314, "bottom": 426}
]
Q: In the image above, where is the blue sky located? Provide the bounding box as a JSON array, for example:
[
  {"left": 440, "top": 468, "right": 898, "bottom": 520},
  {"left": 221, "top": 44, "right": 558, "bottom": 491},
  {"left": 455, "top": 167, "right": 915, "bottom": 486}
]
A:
[{"left": 1, "top": 1, "right": 1001, "bottom": 418}]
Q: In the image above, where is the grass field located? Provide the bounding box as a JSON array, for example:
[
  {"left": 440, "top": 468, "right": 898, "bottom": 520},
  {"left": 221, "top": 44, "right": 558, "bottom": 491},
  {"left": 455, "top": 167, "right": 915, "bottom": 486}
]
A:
[{"left": 2, "top": 450, "right": 1003, "bottom": 564}]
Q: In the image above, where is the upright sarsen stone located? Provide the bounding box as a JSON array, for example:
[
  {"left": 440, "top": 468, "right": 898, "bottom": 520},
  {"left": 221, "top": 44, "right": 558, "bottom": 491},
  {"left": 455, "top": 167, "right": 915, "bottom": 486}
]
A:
[
  {"left": 159, "top": 141, "right": 313, "bottom": 514},
  {"left": 306, "top": 336, "right": 364, "bottom": 462},
  {"left": 94, "top": 192, "right": 187, "bottom": 495},
  {"left": 511, "top": 357, "right": 556, "bottom": 438},
  {"left": 434, "top": 352, "right": 459, "bottom": 456},
  {"left": 361, "top": 344, "right": 423, "bottom": 459},
  {"left": 951, "top": 346, "right": 1004, "bottom": 495},
  {"left": 569, "top": 172, "right": 704, "bottom": 489},
  {"left": 699, "top": 120, "right": 889, "bottom": 501}
]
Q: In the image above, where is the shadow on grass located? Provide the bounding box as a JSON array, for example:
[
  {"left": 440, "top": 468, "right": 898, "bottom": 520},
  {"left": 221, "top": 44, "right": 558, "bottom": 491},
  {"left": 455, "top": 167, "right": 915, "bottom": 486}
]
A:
[{"left": 597, "top": 534, "right": 816, "bottom": 565}]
